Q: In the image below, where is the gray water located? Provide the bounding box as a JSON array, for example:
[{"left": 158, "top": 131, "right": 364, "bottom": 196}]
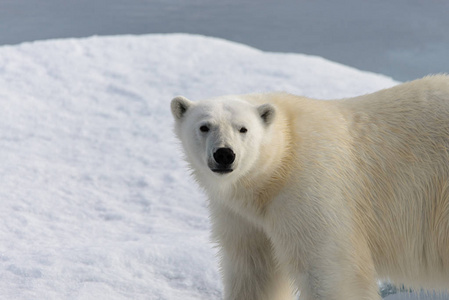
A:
[{"left": 1, "top": 0, "right": 448, "bottom": 81}]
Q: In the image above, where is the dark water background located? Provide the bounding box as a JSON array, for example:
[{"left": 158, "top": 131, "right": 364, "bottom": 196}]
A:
[{"left": 1, "top": 0, "right": 448, "bottom": 81}]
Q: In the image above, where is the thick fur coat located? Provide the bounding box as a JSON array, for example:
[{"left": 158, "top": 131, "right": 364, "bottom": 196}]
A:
[{"left": 171, "top": 75, "right": 449, "bottom": 300}]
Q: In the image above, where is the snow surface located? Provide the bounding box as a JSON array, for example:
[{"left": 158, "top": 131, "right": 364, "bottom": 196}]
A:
[{"left": 0, "top": 33, "right": 444, "bottom": 299}]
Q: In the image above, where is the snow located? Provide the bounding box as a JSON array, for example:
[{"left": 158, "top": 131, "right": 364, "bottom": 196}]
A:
[{"left": 0, "top": 33, "right": 444, "bottom": 299}]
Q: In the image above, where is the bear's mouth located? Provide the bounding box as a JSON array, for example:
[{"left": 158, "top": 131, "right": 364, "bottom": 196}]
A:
[{"left": 211, "top": 168, "right": 233, "bottom": 174}]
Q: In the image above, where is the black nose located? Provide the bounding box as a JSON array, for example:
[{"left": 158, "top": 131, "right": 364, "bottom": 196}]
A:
[{"left": 213, "top": 148, "right": 235, "bottom": 165}]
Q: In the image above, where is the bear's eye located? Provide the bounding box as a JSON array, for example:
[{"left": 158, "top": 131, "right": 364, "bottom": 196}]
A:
[
  {"left": 239, "top": 127, "right": 248, "bottom": 133},
  {"left": 200, "top": 125, "right": 210, "bottom": 133}
]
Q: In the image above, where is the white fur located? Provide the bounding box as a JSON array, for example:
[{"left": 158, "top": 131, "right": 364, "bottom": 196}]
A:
[{"left": 171, "top": 75, "right": 449, "bottom": 300}]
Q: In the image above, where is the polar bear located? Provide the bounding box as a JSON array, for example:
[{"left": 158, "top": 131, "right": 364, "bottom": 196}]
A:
[{"left": 170, "top": 75, "right": 449, "bottom": 300}]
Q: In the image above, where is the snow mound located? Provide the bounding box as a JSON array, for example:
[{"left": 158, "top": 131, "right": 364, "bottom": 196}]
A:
[{"left": 0, "top": 34, "right": 400, "bottom": 299}]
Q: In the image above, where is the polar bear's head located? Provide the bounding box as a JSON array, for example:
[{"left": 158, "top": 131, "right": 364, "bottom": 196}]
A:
[{"left": 171, "top": 95, "right": 276, "bottom": 182}]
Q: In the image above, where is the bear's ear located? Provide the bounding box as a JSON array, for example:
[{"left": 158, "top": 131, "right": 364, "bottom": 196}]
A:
[
  {"left": 171, "top": 96, "right": 193, "bottom": 120},
  {"left": 257, "top": 103, "right": 276, "bottom": 125}
]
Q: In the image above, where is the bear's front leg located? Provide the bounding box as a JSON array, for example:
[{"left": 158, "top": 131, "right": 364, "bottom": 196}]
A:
[
  {"left": 267, "top": 199, "right": 381, "bottom": 300},
  {"left": 209, "top": 202, "right": 294, "bottom": 300}
]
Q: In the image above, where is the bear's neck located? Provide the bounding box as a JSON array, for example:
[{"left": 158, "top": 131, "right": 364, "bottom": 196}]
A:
[{"left": 244, "top": 130, "right": 295, "bottom": 215}]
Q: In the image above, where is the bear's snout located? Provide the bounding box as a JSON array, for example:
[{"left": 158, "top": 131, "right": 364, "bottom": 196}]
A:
[
  {"left": 214, "top": 148, "right": 235, "bottom": 165},
  {"left": 212, "top": 148, "right": 235, "bottom": 173}
]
